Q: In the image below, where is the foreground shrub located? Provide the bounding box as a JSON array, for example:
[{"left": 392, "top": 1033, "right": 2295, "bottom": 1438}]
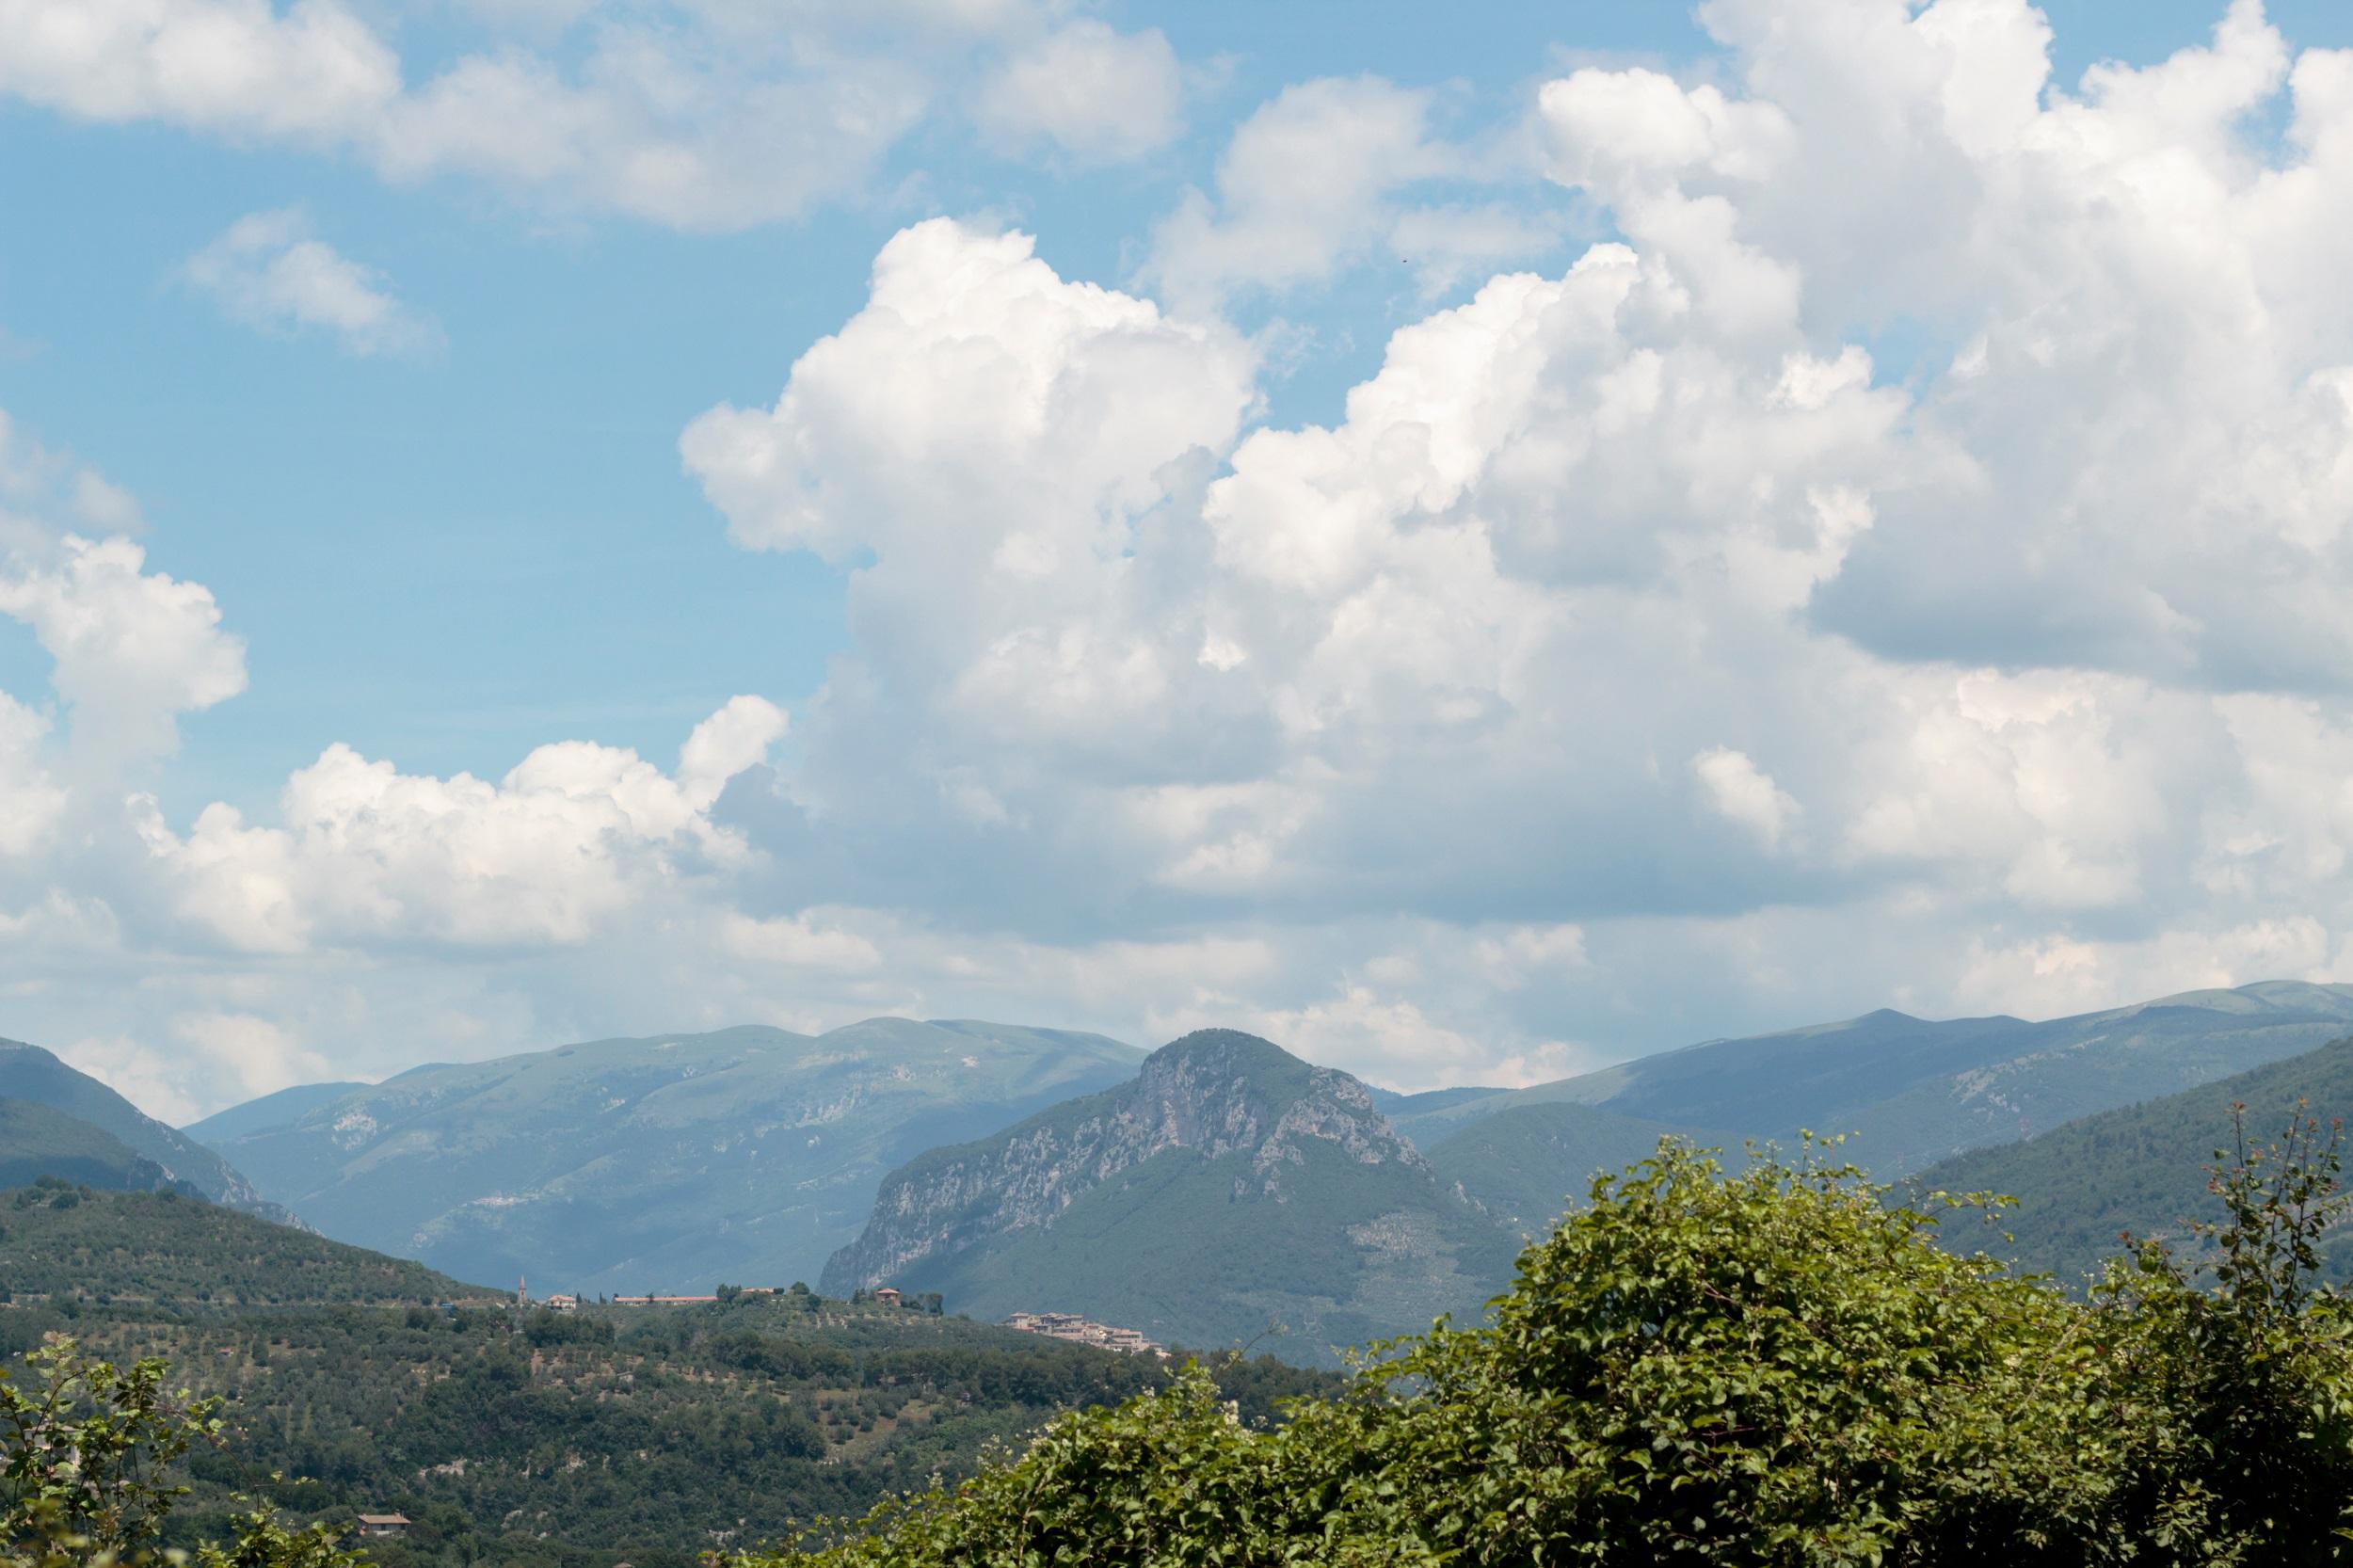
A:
[
  {"left": 2, "top": 1338, "right": 366, "bottom": 1568},
  {"left": 739, "top": 1126, "right": 2353, "bottom": 1567}
]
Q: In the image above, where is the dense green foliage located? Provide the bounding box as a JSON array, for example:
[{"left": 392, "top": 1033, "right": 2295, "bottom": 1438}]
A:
[
  {"left": 0, "top": 1189, "right": 1336, "bottom": 1568},
  {"left": 0, "top": 1187, "right": 484, "bottom": 1306},
  {"left": 1916, "top": 1034, "right": 2353, "bottom": 1284},
  {"left": 4, "top": 1337, "right": 364, "bottom": 1568},
  {"left": 746, "top": 1127, "right": 2353, "bottom": 1566}
]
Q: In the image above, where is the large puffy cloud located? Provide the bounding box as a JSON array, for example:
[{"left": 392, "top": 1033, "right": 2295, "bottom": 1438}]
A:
[
  {"left": 0, "top": 534, "right": 247, "bottom": 767},
  {"left": 32, "top": 1, "right": 2353, "bottom": 1121},
  {"left": 133, "top": 696, "right": 788, "bottom": 952},
  {"left": 1142, "top": 76, "right": 1558, "bottom": 312},
  {"left": 0, "top": 0, "right": 1184, "bottom": 229},
  {"left": 663, "top": 2, "right": 2353, "bottom": 1091}
]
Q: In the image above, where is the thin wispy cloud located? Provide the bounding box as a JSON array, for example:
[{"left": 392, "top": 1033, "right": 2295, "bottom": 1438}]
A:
[{"left": 183, "top": 210, "right": 442, "bottom": 360}]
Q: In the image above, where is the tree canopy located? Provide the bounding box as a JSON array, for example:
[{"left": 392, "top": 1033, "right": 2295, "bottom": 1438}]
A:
[{"left": 742, "top": 1119, "right": 2353, "bottom": 1566}]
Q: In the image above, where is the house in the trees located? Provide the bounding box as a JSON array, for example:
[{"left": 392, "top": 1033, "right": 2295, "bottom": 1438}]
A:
[
  {"left": 355, "top": 1514, "right": 411, "bottom": 1539},
  {"left": 873, "top": 1287, "right": 903, "bottom": 1306}
]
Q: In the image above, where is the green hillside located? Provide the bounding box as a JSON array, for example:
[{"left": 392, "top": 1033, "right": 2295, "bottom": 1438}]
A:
[
  {"left": 0, "top": 1187, "right": 1334, "bottom": 1568},
  {"left": 197, "top": 1018, "right": 1144, "bottom": 1293},
  {"left": 0, "top": 1040, "right": 287, "bottom": 1214},
  {"left": 823, "top": 1030, "right": 1519, "bottom": 1366},
  {"left": 0, "top": 1097, "right": 186, "bottom": 1193},
  {"left": 0, "top": 1183, "right": 488, "bottom": 1304},
  {"left": 1913, "top": 1032, "right": 2353, "bottom": 1286},
  {"left": 1424, "top": 1100, "right": 1728, "bottom": 1230},
  {"left": 183, "top": 1080, "right": 367, "bottom": 1144},
  {"left": 1396, "top": 981, "right": 2353, "bottom": 1176}
]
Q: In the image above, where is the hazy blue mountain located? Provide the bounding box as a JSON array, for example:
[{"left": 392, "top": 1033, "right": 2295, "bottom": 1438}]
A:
[
  {"left": 1423, "top": 1101, "right": 1729, "bottom": 1230},
  {"left": 1396, "top": 982, "right": 2353, "bottom": 1175},
  {"left": 822, "top": 1030, "right": 1520, "bottom": 1367},
  {"left": 1913, "top": 1032, "right": 2353, "bottom": 1287},
  {"left": 195, "top": 1019, "right": 1144, "bottom": 1294},
  {"left": 0, "top": 1097, "right": 195, "bottom": 1193},
  {"left": 1365, "top": 1084, "right": 1505, "bottom": 1120},
  {"left": 184, "top": 1080, "right": 367, "bottom": 1144},
  {"left": 0, "top": 1041, "right": 286, "bottom": 1214}
]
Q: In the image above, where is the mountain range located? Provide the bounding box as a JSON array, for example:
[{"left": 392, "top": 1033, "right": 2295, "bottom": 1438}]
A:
[
  {"left": 11, "top": 979, "right": 2351, "bottom": 1365},
  {"left": 187, "top": 1019, "right": 1142, "bottom": 1293},
  {"left": 814, "top": 983, "right": 2353, "bottom": 1356},
  {"left": 1391, "top": 980, "right": 2353, "bottom": 1179}
]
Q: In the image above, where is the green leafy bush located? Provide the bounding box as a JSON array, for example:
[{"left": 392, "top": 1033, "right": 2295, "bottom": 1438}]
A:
[
  {"left": 737, "top": 1127, "right": 2353, "bottom": 1566},
  {"left": 2, "top": 1336, "right": 367, "bottom": 1568}
]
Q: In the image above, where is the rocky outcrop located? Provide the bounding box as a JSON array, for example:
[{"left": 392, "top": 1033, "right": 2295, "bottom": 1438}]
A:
[{"left": 820, "top": 1029, "right": 1426, "bottom": 1293}]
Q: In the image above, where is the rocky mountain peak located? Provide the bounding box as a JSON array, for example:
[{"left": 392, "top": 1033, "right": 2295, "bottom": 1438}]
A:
[{"left": 819, "top": 1029, "right": 1427, "bottom": 1296}]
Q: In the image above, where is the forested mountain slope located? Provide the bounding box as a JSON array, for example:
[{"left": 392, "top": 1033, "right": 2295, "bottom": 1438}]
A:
[
  {"left": 0, "top": 1041, "right": 289, "bottom": 1215},
  {"left": 823, "top": 1030, "right": 1519, "bottom": 1366},
  {"left": 194, "top": 1019, "right": 1144, "bottom": 1294},
  {"left": 1, "top": 1183, "right": 489, "bottom": 1304},
  {"left": 0, "top": 1098, "right": 191, "bottom": 1194},
  {"left": 1914, "top": 1032, "right": 2353, "bottom": 1286}
]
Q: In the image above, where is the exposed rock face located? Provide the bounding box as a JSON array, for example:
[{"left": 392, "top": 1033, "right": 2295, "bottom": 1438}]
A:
[{"left": 809, "top": 1026, "right": 1487, "bottom": 1346}]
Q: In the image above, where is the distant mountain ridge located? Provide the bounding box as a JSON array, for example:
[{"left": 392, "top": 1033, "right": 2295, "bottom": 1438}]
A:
[
  {"left": 1913, "top": 1032, "right": 2353, "bottom": 1286},
  {"left": 184, "top": 1080, "right": 367, "bottom": 1145},
  {"left": 1388, "top": 982, "right": 2353, "bottom": 1176},
  {"left": 1421, "top": 1100, "right": 1732, "bottom": 1230},
  {"left": 194, "top": 1018, "right": 1144, "bottom": 1293},
  {"left": 0, "top": 1041, "right": 292, "bottom": 1218},
  {"left": 0, "top": 1098, "right": 193, "bottom": 1194},
  {"left": 822, "top": 1029, "right": 1519, "bottom": 1366}
]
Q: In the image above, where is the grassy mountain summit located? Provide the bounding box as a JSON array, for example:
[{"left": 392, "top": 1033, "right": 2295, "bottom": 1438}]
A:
[
  {"left": 1914, "top": 1032, "right": 2353, "bottom": 1287},
  {"left": 822, "top": 1029, "right": 1519, "bottom": 1366},
  {"left": 195, "top": 1018, "right": 1144, "bottom": 1294},
  {"left": 0, "top": 1041, "right": 288, "bottom": 1216},
  {"left": 1392, "top": 981, "right": 2353, "bottom": 1175}
]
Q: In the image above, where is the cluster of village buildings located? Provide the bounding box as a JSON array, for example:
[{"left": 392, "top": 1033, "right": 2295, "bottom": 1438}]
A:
[
  {"left": 515, "top": 1280, "right": 1161, "bottom": 1357},
  {"left": 1000, "top": 1310, "right": 1165, "bottom": 1357}
]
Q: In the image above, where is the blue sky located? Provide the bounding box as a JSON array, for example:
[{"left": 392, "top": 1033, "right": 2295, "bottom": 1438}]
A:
[
  {"left": 8, "top": 0, "right": 2353, "bottom": 1119},
  {"left": 8, "top": 0, "right": 2335, "bottom": 811}
]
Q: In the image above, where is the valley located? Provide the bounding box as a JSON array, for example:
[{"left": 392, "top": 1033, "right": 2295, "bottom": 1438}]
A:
[{"left": 0, "top": 1186, "right": 1334, "bottom": 1568}]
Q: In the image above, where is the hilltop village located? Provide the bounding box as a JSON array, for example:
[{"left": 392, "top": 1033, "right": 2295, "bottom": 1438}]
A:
[{"left": 519, "top": 1279, "right": 1164, "bottom": 1355}]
